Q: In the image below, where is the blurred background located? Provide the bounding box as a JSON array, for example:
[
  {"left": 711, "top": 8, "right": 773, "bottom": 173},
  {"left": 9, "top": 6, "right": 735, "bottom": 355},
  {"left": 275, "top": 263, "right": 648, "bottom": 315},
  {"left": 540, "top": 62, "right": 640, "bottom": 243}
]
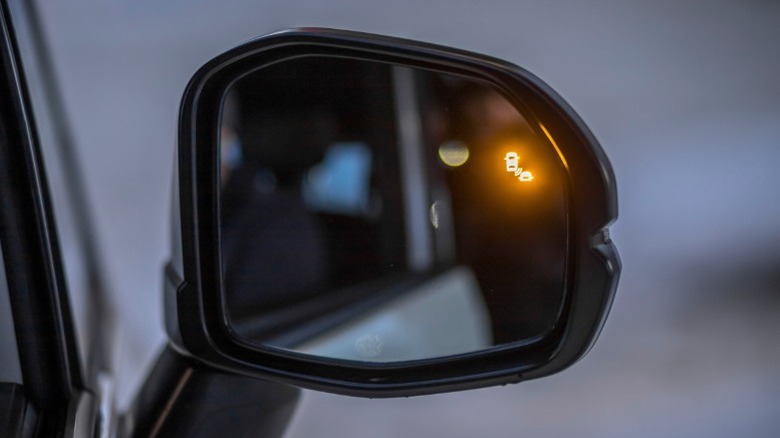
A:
[{"left": 35, "top": 0, "right": 780, "bottom": 436}]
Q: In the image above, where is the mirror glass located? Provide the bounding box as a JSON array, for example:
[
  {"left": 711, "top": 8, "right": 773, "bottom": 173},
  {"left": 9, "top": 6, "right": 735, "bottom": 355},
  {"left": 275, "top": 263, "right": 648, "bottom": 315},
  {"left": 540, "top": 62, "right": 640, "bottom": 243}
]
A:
[{"left": 219, "top": 57, "right": 567, "bottom": 363}]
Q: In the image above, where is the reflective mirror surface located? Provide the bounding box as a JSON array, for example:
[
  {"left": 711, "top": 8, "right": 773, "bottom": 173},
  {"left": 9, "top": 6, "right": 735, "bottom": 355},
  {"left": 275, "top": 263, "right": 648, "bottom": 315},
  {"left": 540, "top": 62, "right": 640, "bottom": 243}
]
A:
[{"left": 219, "top": 57, "right": 567, "bottom": 363}]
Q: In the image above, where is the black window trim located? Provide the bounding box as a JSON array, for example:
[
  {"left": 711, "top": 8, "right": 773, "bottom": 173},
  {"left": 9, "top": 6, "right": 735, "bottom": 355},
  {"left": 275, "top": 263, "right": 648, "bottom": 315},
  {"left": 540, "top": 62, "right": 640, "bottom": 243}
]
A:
[{"left": 0, "top": 1, "right": 84, "bottom": 430}]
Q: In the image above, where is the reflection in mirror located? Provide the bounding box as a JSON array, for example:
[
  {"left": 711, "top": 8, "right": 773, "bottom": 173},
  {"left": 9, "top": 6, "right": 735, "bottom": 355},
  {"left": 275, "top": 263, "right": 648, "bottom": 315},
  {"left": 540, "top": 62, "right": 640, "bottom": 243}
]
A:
[{"left": 219, "top": 57, "right": 567, "bottom": 363}]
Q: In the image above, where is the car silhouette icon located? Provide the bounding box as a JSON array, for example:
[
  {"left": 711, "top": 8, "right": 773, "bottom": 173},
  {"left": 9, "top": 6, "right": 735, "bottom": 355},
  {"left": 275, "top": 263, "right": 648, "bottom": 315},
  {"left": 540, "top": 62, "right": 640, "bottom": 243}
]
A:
[{"left": 505, "top": 152, "right": 519, "bottom": 172}]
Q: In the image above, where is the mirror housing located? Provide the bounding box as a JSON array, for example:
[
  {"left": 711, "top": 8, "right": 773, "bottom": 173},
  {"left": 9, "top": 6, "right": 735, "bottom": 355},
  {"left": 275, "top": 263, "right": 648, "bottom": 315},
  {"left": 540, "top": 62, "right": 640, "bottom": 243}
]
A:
[{"left": 165, "top": 28, "right": 619, "bottom": 397}]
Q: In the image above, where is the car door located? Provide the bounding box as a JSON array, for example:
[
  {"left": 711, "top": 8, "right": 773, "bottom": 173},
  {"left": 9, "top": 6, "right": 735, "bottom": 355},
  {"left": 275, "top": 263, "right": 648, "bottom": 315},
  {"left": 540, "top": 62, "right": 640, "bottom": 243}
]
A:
[{"left": 0, "top": 2, "right": 113, "bottom": 436}]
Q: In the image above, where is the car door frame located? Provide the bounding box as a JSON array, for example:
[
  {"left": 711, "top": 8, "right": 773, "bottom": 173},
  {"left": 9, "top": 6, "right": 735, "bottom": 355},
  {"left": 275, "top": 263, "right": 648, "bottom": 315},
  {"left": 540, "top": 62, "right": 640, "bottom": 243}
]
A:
[{"left": 0, "top": 1, "right": 102, "bottom": 435}]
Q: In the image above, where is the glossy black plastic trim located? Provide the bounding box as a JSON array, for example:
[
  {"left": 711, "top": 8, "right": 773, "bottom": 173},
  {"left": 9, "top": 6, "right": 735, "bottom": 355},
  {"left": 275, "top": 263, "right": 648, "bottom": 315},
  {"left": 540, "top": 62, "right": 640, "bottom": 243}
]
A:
[
  {"left": 123, "top": 345, "right": 299, "bottom": 438},
  {"left": 0, "top": 383, "right": 37, "bottom": 438},
  {"left": 169, "top": 28, "right": 620, "bottom": 397}
]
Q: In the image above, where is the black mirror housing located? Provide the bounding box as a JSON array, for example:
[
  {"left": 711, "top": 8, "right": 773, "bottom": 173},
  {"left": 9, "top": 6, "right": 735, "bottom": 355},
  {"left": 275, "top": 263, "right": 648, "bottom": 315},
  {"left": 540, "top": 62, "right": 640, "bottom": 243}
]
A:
[{"left": 165, "top": 28, "right": 620, "bottom": 397}]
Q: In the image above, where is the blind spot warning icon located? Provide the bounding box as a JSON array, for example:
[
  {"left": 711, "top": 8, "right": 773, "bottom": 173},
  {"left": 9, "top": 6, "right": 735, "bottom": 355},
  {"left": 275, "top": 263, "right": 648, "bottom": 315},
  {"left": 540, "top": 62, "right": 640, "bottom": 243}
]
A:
[{"left": 505, "top": 152, "right": 518, "bottom": 172}]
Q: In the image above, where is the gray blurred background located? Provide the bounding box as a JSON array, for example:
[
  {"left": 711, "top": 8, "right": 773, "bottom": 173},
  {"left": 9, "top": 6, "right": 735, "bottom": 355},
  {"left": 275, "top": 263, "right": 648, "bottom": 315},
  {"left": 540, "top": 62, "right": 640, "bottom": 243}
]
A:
[{"left": 37, "top": 1, "right": 780, "bottom": 436}]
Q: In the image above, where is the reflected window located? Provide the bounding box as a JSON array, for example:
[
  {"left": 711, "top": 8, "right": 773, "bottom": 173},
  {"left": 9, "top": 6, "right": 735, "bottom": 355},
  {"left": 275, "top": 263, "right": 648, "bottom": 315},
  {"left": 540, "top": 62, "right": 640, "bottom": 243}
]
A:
[{"left": 303, "top": 143, "right": 373, "bottom": 216}]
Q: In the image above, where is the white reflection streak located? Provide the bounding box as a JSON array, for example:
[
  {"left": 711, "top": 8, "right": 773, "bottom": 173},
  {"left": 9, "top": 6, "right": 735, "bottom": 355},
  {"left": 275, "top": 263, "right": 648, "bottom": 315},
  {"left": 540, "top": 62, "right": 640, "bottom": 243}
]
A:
[{"left": 430, "top": 201, "right": 440, "bottom": 229}]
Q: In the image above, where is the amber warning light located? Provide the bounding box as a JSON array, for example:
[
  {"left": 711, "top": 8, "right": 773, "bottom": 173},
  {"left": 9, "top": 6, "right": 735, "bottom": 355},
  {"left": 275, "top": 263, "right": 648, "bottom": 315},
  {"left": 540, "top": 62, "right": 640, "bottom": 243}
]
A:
[{"left": 504, "top": 152, "right": 534, "bottom": 182}]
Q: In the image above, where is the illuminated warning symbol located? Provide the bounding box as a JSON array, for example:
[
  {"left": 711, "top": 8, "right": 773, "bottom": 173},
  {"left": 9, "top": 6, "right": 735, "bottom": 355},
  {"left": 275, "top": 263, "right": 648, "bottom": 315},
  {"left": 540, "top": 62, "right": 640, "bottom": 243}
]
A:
[
  {"left": 505, "top": 152, "right": 533, "bottom": 182},
  {"left": 504, "top": 152, "right": 519, "bottom": 172}
]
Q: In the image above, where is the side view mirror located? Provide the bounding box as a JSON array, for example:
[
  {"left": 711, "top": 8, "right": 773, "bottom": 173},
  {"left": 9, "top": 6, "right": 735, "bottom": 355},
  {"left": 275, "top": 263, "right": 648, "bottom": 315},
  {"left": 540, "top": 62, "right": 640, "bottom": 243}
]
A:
[{"left": 165, "top": 28, "right": 619, "bottom": 397}]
